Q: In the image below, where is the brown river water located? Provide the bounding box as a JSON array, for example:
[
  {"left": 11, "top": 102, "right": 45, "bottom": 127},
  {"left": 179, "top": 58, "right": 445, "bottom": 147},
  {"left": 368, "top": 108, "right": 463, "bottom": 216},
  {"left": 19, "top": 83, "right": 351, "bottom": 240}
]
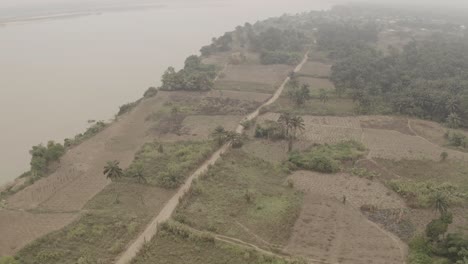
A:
[{"left": 0, "top": 0, "right": 339, "bottom": 185}]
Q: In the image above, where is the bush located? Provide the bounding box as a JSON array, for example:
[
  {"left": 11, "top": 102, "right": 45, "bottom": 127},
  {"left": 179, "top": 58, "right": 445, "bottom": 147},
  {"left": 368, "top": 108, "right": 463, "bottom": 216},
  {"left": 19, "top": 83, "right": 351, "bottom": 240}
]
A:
[
  {"left": 288, "top": 141, "right": 366, "bottom": 173},
  {"left": 118, "top": 101, "right": 139, "bottom": 116},
  {"left": 160, "top": 221, "right": 215, "bottom": 243},
  {"left": 29, "top": 141, "right": 65, "bottom": 176},
  {"left": 255, "top": 120, "right": 285, "bottom": 140},
  {"left": 160, "top": 55, "right": 217, "bottom": 91},
  {"left": 65, "top": 121, "right": 107, "bottom": 148},
  {"left": 143, "top": 87, "right": 158, "bottom": 98},
  {"left": 125, "top": 141, "right": 216, "bottom": 188},
  {"left": 388, "top": 181, "right": 467, "bottom": 208}
]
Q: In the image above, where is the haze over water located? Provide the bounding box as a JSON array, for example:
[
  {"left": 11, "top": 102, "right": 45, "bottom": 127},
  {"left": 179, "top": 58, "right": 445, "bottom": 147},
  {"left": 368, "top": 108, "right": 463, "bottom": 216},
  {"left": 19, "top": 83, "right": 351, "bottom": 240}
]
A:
[{"left": 0, "top": 0, "right": 340, "bottom": 185}]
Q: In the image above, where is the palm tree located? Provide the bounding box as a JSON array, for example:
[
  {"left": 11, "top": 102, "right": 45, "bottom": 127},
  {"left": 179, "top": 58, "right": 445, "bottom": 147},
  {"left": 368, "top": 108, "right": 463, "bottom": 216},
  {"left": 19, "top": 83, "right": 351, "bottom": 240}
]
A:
[
  {"left": 319, "top": 89, "right": 329, "bottom": 103},
  {"left": 288, "top": 115, "right": 305, "bottom": 152},
  {"left": 132, "top": 165, "right": 147, "bottom": 184},
  {"left": 211, "top": 126, "right": 227, "bottom": 146},
  {"left": 103, "top": 160, "right": 123, "bottom": 181},
  {"left": 278, "top": 113, "right": 292, "bottom": 138},
  {"left": 431, "top": 192, "right": 449, "bottom": 217},
  {"left": 447, "top": 112, "right": 461, "bottom": 129},
  {"left": 226, "top": 131, "right": 244, "bottom": 148}
]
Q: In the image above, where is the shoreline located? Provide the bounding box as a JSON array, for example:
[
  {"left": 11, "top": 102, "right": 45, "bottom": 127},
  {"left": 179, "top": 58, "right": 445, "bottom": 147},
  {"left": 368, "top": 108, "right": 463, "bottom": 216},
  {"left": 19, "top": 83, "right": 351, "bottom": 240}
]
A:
[{"left": 0, "top": 3, "right": 166, "bottom": 26}]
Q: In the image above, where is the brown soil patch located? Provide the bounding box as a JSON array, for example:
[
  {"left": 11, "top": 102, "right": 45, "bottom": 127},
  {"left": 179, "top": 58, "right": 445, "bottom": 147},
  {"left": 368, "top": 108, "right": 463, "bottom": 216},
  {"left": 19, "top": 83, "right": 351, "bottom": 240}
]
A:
[
  {"left": 409, "top": 119, "right": 447, "bottom": 145},
  {"left": 359, "top": 116, "right": 414, "bottom": 136},
  {"left": 285, "top": 193, "right": 405, "bottom": 264},
  {"left": 298, "top": 61, "right": 332, "bottom": 78},
  {"left": 290, "top": 171, "right": 405, "bottom": 210},
  {"left": 0, "top": 210, "right": 78, "bottom": 256},
  {"left": 221, "top": 64, "right": 292, "bottom": 86}
]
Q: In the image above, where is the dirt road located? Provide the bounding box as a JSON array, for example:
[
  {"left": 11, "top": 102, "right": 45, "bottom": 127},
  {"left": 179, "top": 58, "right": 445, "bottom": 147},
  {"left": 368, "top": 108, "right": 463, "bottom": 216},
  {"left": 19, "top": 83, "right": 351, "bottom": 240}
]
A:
[{"left": 115, "top": 52, "right": 309, "bottom": 264}]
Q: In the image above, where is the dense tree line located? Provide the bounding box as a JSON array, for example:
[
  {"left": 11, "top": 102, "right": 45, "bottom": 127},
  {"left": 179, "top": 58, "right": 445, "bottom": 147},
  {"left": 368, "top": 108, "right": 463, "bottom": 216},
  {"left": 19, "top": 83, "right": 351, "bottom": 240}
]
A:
[
  {"left": 160, "top": 55, "right": 217, "bottom": 91},
  {"left": 329, "top": 36, "right": 468, "bottom": 125}
]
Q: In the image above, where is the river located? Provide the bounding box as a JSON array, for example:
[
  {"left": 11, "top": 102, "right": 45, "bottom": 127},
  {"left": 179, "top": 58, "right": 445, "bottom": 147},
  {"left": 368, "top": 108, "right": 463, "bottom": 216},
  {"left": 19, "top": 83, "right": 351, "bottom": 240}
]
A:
[{"left": 0, "top": 0, "right": 338, "bottom": 185}]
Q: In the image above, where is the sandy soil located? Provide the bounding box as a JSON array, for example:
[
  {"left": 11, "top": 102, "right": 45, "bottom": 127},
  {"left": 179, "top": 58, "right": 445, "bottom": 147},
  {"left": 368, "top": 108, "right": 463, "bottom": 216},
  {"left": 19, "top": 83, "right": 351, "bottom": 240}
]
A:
[
  {"left": 0, "top": 210, "right": 78, "bottom": 256},
  {"left": 286, "top": 171, "right": 407, "bottom": 263}
]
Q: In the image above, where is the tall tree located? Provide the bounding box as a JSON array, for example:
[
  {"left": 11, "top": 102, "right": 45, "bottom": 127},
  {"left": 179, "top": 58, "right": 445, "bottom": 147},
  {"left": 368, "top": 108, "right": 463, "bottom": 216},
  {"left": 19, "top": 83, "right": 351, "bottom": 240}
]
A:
[
  {"left": 288, "top": 115, "right": 305, "bottom": 152},
  {"left": 278, "top": 113, "right": 292, "bottom": 137},
  {"left": 103, "top": 160, "right": 124, "bottom": 181},
  {"left": 431, "top": 192, "right": 449, "bottom": 217},
  {"left": 211, "top": 126, "right": 227, "bottom": 146}
]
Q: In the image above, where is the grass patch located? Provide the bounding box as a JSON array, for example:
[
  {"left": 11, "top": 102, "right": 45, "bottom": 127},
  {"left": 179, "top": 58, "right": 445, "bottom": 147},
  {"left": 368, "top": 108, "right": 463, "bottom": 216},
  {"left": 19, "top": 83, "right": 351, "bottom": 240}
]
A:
[
  {"left": 174, "top": 150, "right": 302, "bottom": 246},
  {"left": 16, "top": 183, "right": 173, "bottom": 264},
  {"left": 288, "top": 140, "right": 367, "bottom": 173},
  {"left": 297, "top": 77, "right": 335, "bottom": 96},
  {"left": 131, "top": 220, "right": 303, "bottom": 264},
  {"left": 376, "top": 159, "right": 468, "bottom": 193},
  {"left": 266, "top": 97, "right": 356, "bottom": 116},
  {"left": 125, "top": 140, "right": 217, "bottom": 188},
  {"left": 387, "top": 180, "right": 467, "bottom": 209},
  {"left": 214, "top": 80, "right": 275, "bottom": 94}
]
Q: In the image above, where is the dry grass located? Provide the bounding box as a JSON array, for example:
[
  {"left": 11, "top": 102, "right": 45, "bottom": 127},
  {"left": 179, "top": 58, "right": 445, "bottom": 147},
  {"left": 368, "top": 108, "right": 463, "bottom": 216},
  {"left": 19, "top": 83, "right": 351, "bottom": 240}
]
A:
[
  {"left": 285, "top": 193, "right": 405, "bottom": 264},
  {"left": 174, "top": 150, "right": 302, "bottom": 247},
  {"left": 359, "top": 116, "right": 414, "bottom": 136},
  {"left": 16, "top": 183, "right": 174, "bottom": 264},
  {"left": 0, "top": 211, "right": 78, "bottom": 256},
  {"left": 159, "top": 115, "right": 242, "bottom": 142},
  {"left": 297, "top": 77, "right": 335, "bottom": 96},
  {"left": 297, "top": 61, "right": 332, "bottom": 78},
  {"left": 206, "top": 90, "right": 271, "bottom": 103},
  {"left": 214, "top": 80, "right": 275, "bottom": 94},
  {"left": 221, "top": 64, "right": 291, "bottom": 86},
  {"left": 267, "top": 98, "right": 356, "bottom": 116},
  {"left": 290, "top": 171, "right": 405, "bottom": 210}
]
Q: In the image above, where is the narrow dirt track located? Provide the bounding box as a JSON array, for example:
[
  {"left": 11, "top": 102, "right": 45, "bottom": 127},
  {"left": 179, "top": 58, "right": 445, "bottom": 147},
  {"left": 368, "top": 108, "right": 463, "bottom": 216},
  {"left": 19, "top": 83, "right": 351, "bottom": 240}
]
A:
[{"left": 114, "top": 53, "right": 310, "bottom": 264}]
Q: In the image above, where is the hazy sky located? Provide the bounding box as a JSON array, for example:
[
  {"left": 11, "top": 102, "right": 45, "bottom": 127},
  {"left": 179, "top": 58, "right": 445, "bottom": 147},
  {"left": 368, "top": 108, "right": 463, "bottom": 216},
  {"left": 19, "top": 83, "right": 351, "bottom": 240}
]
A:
[{"left": 2, "top": 0, "right": 468, "bottom": 9}]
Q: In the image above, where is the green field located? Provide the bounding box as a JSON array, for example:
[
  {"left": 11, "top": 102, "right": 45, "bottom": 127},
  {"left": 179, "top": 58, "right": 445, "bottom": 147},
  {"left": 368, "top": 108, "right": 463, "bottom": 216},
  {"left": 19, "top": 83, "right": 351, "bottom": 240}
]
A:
[{"left": 174, "top": 149, "right": 302, "bottom": 247}]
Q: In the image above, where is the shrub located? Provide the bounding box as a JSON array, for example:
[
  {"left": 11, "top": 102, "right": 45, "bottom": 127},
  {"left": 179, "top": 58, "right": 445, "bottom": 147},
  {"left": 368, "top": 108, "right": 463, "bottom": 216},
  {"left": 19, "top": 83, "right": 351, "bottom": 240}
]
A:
[
  {"left": 125, "top": 141, "right": 216, "bottom": 188},
  {"left": 29, "top": 141, "right": 65, "bottom": 176},
  {"left": 118, "top": 101, "right": 139, "bottom": 116},
  {"left": 255, "top": 120, "right": 285, "bottom": 140},
  {"left": 388, "top": 181, "right": 467, "bottom": 208},
  {"left": 288, "top": 141, "right": 366, "bottom": 173},
  {"left": 64, "top": 122, "right": 107, "bottom": 148},
  {"left": 143, "top": 87, "right": 158, "bottom": 98}
]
